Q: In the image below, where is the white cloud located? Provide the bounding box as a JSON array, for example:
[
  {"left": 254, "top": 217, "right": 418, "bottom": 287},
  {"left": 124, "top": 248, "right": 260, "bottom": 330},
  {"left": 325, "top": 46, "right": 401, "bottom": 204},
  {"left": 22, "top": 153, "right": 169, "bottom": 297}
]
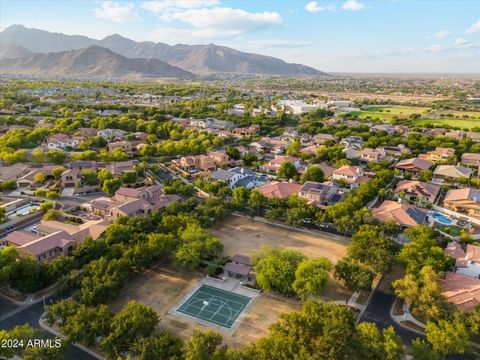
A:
[
  {"left": 162, "top": 7, "right": 282, "bottom": 34},
  {"left": 454, "top": 37, "right": 468, "bottom": 46},
  {"left": 141, "top": 0, "right": 218, "bottom": 13},
  {"left": 94, "top": 1, "right": 140, "bottom": 23},
  {"left": 342, "top": 0, "right": 365, "bottom": 11},
  {"left": 305, "top": 1, "right": 335, "bottom": 13},
  {"left": 434, "top": 30, "right": 451, "bottom": 39},
  {"left": 466, "top": 19, "right": 480, "bottom": 34},
  {"left": 249, "top": 39, "right": 315, "bottom": 48},
  {"left": 152, "top": 27, "right": 241, "bottom": 43}
]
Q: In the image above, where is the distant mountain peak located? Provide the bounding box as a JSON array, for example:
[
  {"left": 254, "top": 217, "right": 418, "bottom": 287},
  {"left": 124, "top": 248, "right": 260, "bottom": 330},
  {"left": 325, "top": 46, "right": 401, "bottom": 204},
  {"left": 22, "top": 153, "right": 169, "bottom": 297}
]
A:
[{"left": 0, "top": 25, "right": 327, "bottom": 77}]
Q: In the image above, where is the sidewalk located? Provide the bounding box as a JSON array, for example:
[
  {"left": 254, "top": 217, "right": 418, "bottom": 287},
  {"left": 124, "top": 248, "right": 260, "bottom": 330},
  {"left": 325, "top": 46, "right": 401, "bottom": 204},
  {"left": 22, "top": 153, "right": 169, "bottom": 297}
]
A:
[{"left": 39, "top": 314, "right": 105, "bottom": 360}]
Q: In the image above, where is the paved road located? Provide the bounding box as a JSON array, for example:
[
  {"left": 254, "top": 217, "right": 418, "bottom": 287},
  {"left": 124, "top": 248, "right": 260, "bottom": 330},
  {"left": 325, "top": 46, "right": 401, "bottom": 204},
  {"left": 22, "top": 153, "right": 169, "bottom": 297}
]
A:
[
  {"left": 0, "top": 296, "right": 18, "bottom": 317},
  {"left": 359, "top": 276, "right": 477, "bottom": 359},
  {"left": 0, "top": 295, "right": 98, "bottom": 360}
]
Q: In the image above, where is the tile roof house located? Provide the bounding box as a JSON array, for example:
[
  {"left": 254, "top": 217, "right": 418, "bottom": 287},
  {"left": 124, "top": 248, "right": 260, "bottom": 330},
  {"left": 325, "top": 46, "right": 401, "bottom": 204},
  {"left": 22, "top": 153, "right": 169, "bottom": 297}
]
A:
[
  {"left": 172, "top": 155, "right": 216, "bottom": 173},
  {"left": 300, "top": 145, "right": 322, "bottom": 156},
  {"left": 332, "top": 166, "right": 370, "bottom": 188},
  {"left": 444, "top": 242, "right": 480, "bottom": 278},
  {"left": 106, "top": 160, "right": 139, "bottom": 176},
  {"left": 223, "top": 254, "right": 254, "bottom": 281},
  {"left": 210, "top": 167, "right": 267, "bottom": 190},
  {"left": 262, "top": 155, "right": 302, "bottom": 173},
  {"left": 371, "top": 200, "right": 427, "bottom": 228},
  {"left": 0, "top": 164, "right": 30, "bottom": 182},
  {"left": 312, "top": 133, "right": 339, "bottom": 145},
  {"left": 47, "top": 133, "right": 81, "bottom": 150},
  {"left": 381, "top": 144, "right": 410, "bottom": 157},
  {"left": 310, "top": 163, "right": 338, "bottom": 179},
  {"left": 461, "top": 153, "right": 480, "bottom": 167},
  {"left": 2, "top": 230, "right": 76, "bottom": 262},
  {"left": 256, "top": 181, "right": 302, "bottom": 199},
  {"left": 208, "top": 150, "right": 230, "bottom": 167},
  {"left": 231, "top": 125, "right": 260, "bottom": 136},
  {"left": 441, "top": 271, "right": 480, "bottom": 311},
  {"left": 298, "top": 181, "right": 344, "bottom": 208},
  {"left": 359, "top": 148, "right": 387, "bottom": 163},
  {"left": 418, "top": 147, "right": 455, "bottom": 163},
  {"left": 444, "top": 188, "right": 480, "bottom": 219},
  {"left": 433, "top": 165, "right": 472, "bottom": 181},
  {"left": 394, "top": 180, "right": 441, "bottom": 204},
  {"left": 395, "top": 158, "right": 432, "bottom": 175}
]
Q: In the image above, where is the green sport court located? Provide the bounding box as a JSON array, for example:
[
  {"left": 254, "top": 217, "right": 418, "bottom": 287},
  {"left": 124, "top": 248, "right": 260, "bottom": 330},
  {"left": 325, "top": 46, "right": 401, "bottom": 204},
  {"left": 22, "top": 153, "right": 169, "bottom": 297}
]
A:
[{"left": 177, "top": 284, "right": 252, "bottom": 329}]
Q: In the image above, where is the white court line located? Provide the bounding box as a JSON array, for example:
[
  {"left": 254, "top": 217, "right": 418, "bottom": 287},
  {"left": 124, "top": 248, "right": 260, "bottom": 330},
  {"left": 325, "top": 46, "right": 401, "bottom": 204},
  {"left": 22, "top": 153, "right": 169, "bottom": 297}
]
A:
[{"left": 195, "top": 290, "right": 246, "bottom": 308}]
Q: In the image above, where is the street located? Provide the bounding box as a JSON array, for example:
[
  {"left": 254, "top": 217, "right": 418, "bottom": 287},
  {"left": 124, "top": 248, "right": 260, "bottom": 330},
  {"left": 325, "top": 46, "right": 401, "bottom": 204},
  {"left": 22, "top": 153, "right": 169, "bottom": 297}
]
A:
[{"left": 0, "top": 295, "right": 98, "bottom": 360}]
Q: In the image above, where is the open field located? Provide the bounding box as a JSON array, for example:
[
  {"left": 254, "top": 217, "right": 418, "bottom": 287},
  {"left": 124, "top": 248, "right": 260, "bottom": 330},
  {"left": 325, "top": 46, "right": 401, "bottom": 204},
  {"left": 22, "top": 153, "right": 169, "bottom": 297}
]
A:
[
  {"left": 348, "top": 105, "right": 480, "bottom": 128},
  {"left": 111, "top": 263, "right": 303, "bottom": 348},
  {"left": 211, "top": 215, "right": 349, "bottom": 263},
  {"left": 211, "top": 216, "right": 353, "bottom": 303},
  {"left": 414, "top": 118, "right": 480, "bottom": 129}
]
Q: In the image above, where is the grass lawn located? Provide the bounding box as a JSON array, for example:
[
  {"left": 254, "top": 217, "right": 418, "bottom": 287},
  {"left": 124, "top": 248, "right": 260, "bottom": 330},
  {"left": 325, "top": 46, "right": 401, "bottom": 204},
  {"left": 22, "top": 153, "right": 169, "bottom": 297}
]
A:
[
  {"left": 347, "top": 106, "right": 480, "bottom": 129},
  {"left": 415, "top": 118, "right": 480, "bottom": 129}
]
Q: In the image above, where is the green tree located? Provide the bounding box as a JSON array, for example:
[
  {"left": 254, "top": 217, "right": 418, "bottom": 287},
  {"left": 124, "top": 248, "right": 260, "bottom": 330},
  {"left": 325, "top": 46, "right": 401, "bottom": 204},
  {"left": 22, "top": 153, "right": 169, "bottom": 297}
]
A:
[
  {"left": 46, "top": 149, "right": 67, "bottom": 164},
  {"left": 52, "top": 167, "right": 65, "bottom": 180},
  {"left": 277, "top": 161, "right": 298, "bottom": 180},
  {"left": 300, "top": 166, "right": 325, "bottom": 183},
  {"left": 292, "top": 257, "right": 332, "bottom": 300},
  {"left": 97, "top": 168, "right": 113, "bottom": 184},
  {"left": 249, "top": 189, "right": 267, "bottom": 216},
  {"left": 102, "top": 178, "right": 121, "bottom": 196},
  {"left": 334, "top": 257, "right": 376, "bottom": 292},
  {"left": 355, "top": 323, "right": 404, "bottom": 360},
  {"left": 33, "top": 172, "right": 46, "bottom": 183},
  {"left": 254, "top": 248, "right": 305, "bottom": 295},
  {"left": 231, "top": 186, "right": 250, "bottom": 210},
  {"left": 348, "top": 225, "right": 399, "bottom": 273},
  {"left": 417, "top": 170, "right": 433, "bottom": 182},
  {"left": 81, "top": 169, "right": 99, "bottom": 186},
  {"left": 225, "top": 146, "right": 240, "bottom": 160},
  {"left": 411, "top": 339, "right": 440, "bottom": 360},
  {"left": 185, "top": 330, "right": 225, "bottom": 360},
  {"left": 101, "top": 301, "right": 159, "bottom": 357},
  {"left": 122, "top": 171, "right": 137, "bottom": 184},
  {"left": 286, "top": 139, "right": 301, "bottom": 156},
  {"left": 133, "top": 333, "right": 184, "bottom": 360},
  {"left": 425, "top": 319, "right": 470, "bottom": 357},
  {"left": 39, "top": 201, "right": 53, "bottom": 213},
  {"left": 398, "top": 226, "right": 452, "bottom": 276}
]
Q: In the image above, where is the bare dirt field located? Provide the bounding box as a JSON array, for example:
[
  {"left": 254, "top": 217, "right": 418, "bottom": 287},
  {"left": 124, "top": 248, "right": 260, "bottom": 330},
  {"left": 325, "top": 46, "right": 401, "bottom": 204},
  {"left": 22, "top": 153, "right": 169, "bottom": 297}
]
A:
[
  {"left": 211, "top": 216, "right": 349, "bottom": 263},
  {"left": 112, "top": 263, "right": 303, "bottom": 348},
  {"left": 111, "top": 217, "right": 352, "bottom": 348}
]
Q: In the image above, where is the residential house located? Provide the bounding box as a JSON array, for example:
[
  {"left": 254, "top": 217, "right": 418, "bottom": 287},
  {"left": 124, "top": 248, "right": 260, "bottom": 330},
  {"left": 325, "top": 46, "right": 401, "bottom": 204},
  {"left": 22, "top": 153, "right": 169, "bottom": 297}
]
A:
[
  {"left": 372, "top": 124, "right": 395, "bottom": 135},
  {"left": 433, "top": 165, "right": 472, "bottom": 181},
  {"left": 47, "top": 133, "right": 80, "bottom": 150},
  {"left": 208, "top": 150, "right": 230, "bottom": 167},
  {"left": 394, "top": 180, "right": 441, "bottom": 204},
  {"left": 277, "top": 100, "right": 322, "bottom": 115},
  {"left": 395, "top": 158, "right": 432, "bottom": 175},
  {"left": 444, "top": 242, "right": 480, "bottom": 279},
  {"left": 461, "top": 153, "right": 480, "bottom": 167},
  {"left": 172, "top": 155, "right": 216, "bottom": 173},
  {"left": 0, "top": 164, "right": 30, "bottom": 182},
  {"left": 78, "top": 127, "right": 97, "bottom": 138},
  {"left": 190, "top": 117, "right": 234, "bottom": 130},
  {"left": 300, "top": 145, "right": 322, "bottom": 156},
  {"left": 210, "top": 167, "right": 268, "bottom": 190},
  {"left": 441, "top": 271, "right": 480, "bottom": 311},
  {"left": 445, "top": 130, "right": 466, "bottom": 141},
  {"left": 312, "top": 134, "right": 339, "bottom": 145},
  {"left": 68, "top": 161, "right": 98, "bottom": 171},
  {"left": 257, "top": 181, "right": 302, "bottom": 199},
  {"left": 97, "top": 128, "right": 127, "bottom": 140},
  {"left": 108, "top": 140, "right": 133, "bottom": 155},
  {"left": 231, "top": 125, "right": 260, "bottom": 136},
  {"left": 298, "top": 181, "right": 344, "bottom": 208},
  {"left": 250, "top": 138, "right": 288, "bottom": 154},
  {"left": 332, "top": 166, "right": 369, "bottom": 188},
  {"left": 419, "top": 147, "right": 455, "bottom": 163},
  {"left": 17, "top": 165, "right": 61, "bottom": 187},
  {"left": 381, "top": 144, "right": 410, "bottom": 157},
  {"left": 106, "top": 160, "right": 139, "bottom": 177},
  {"left": 371, "top": 200, "right": 428, "bottom": 228},
  {"left": 311, "top": 163, "right": 338, "bottom": 179},
  {"left": 359, "top": 148, "right": 387, "bottom": 164},
  {"left": 466, "top": 132, "right": 480, "bottom": 143},
  {"left": 444, "top": 188, "right": 480, "bottom": 218},
  {"left": 340, "top": 136, "right": 364, "bottom": 159},
  {"left": 262, "top": 155, "right": 302, "bottom": 173},
  {"left": 61, "top": 168, "right": 82, "bottom": 188}
]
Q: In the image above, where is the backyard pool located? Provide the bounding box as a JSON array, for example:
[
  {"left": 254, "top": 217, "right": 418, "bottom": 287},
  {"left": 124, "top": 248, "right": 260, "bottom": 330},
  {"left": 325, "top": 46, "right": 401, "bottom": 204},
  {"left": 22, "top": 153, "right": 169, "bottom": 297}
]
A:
[
  {"left": 431, "top": 212, "right": 453, "bottom": 225},
  {"left": 7, "top": 203, "right": 40, "bottom": 218}
]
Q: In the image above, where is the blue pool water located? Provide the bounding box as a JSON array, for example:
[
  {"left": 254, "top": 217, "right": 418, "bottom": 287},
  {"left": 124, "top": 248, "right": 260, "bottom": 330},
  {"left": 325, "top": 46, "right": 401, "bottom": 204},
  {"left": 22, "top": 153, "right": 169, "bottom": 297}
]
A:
[{"left": 432, "top": 212, "right": 453, "bottom": 225}]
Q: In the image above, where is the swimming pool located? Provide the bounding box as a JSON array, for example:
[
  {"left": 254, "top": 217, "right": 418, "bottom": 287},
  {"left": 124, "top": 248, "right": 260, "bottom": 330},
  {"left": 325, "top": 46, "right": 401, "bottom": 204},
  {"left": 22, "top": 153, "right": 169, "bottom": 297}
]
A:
[
  {"left": 432, "top": 212, "right": 453, "bottom": 225},
  {"left": 7, "top": 203, "right": 40, "bottom": 217}
]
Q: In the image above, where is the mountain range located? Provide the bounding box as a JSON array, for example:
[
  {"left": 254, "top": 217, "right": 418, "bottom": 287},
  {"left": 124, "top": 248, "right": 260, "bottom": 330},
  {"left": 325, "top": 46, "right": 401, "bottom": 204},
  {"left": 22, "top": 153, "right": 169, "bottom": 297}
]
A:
[{"left": 0, "top": 25, "right": 325, "bottom": 79}]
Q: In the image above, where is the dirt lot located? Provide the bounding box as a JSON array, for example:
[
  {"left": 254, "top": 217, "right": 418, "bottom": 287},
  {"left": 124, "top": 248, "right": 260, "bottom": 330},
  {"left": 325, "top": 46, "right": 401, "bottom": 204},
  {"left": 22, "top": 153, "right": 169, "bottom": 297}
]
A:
[
  {"left": 112, "top": 263, "right": 303, "bottom": 348},
  {"left": 112, "top": 217, "right": 352, "bottom": 348},
  {"left": 211, "top": 216, "right": 349, "bottom": 264}
]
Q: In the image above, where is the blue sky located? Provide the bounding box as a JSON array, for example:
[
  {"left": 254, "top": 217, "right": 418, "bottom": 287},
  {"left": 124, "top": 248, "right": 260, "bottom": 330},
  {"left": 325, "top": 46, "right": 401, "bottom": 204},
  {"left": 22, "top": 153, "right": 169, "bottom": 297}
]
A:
[{"left": 1, "top": 0, "right": 479, "bottom": 73}]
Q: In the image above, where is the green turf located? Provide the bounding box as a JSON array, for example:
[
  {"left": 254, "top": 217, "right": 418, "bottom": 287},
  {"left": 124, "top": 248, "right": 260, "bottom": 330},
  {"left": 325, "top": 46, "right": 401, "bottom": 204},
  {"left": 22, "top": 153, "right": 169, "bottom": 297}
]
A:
[
  {"left": 177, "top": 284, "right": 252, "bottom": 328},
  {"left": 414, "top": 118, "right": 480, "bottom": 129}
]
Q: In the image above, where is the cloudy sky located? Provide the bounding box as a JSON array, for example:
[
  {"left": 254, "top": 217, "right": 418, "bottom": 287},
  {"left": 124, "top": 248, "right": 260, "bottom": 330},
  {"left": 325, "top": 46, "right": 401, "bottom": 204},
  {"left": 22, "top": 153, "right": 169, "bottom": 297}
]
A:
[{"left": 1, "top": 0, "right": 479, "bottom": 73}]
